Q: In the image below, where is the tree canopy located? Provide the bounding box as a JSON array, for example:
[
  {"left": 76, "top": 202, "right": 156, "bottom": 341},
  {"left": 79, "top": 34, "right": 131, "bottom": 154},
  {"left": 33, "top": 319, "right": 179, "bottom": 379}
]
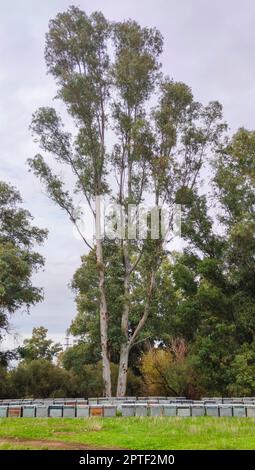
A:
[
  {"left": 28, "top": 6, "right": 224, "bottom": 396},
  {"left": 0, "top": 182, "right": 47, "bottom": 349}
]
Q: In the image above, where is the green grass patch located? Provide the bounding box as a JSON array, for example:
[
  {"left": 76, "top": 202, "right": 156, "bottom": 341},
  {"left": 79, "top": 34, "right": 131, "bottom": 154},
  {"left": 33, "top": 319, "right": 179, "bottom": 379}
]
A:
[{"left": 0, "top": 417, "right": 255, "bottom": 449}]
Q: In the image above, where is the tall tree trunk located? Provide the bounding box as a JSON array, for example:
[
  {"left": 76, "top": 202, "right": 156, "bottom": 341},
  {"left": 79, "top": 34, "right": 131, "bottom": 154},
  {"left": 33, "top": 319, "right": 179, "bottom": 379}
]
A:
[
  {"left": 117, "top": 342, "right": 130, "bottom": 397},
  {"left": 95, "top": 197, "right": 112, "bottom": 397},
  {"left": 117, "top": 246, "right": 130, "bottom": 396},
  {"left": 117, "top": 268, "right": 157, "bottom": 397},
  {"left": 96, "top": 237, "right": 112, "bottom": 397}
]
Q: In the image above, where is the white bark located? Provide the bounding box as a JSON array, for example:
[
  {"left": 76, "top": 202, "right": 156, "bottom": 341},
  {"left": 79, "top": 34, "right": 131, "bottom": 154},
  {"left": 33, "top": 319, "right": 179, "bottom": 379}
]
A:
[
  {"left": 116, "top": 267, "right": 157, "bottom": 397},
  {"left": 95, "top": 197, "right": 111, "bottom": 397},
  {"left": 117, "top": 342, "right": 130, "bottom": 397},
  {"left": 96, "top": 237, "right": 112, "bottom": 397},
  {"left": 117, "top": 241, "right": 130, "bottom": 397}
]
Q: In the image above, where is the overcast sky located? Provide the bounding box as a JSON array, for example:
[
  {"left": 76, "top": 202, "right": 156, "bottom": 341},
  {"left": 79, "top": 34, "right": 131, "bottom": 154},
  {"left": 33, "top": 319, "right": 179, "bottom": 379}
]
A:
[{"left": 1, "top": 0, "right": 255, "bottom": 350}]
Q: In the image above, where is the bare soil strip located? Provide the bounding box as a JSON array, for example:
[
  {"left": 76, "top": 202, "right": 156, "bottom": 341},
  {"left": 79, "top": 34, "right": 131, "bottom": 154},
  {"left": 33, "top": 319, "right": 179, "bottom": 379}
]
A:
[{"left": 0, "top": 437, "right": 117, "bottom": 450}]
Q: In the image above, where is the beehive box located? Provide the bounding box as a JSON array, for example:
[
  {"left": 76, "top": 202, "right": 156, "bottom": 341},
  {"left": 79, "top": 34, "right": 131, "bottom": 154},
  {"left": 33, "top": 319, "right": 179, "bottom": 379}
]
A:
[
  {"left": 36, "top": 406, "right": 48, "bottom": 418},
  {"left": 219, "top": 405, "right": 232, "bottom": 417},
  {"left": 22, "top": 406, "right": 36, "bottom": 418},
  {"left": 246, "top": 405, "right": 255, "bottom": 418},
  {"left": 49, "top": 406, "right": 63, "bottom": 418},
  {"left": 88, "top": 398, "right": 98, "bottom": 405},
  {"left": 135, "top": 405, "right": 148, "bottom": 417},
  {"left": 65, "top": 401, "right": 77, "bottom": 406},
  {"left": 103, "top": 405, "right": 117, "bottom": 417},
  {"left": 63, "top": 406, "right": 76, "bottom": 418},
  {"left": 163, "top": 405, "right": 177, "bottom": 417},
  {"left": 212, "top": 397, "right": 223, "bottom": 403},
  {"left": 98, "top": 398, "right": 113, "bottom": 405},
  {"left": 8, "top": 406, "right": 22, "bottom": 418},
  {"left": 233, "top": 406, "right": 246, "bottom": 417},
  {"left": 222, "top": 398, "right": 234, "bottom": 404},
  {"left": 76, "top": 405, "right": 89, "bottom": 418},
  {"left": 177, "top": 406, "right": 191, "bottom": 417},
  {"left": 149, "top": 405, "right": 163, "bottom": 417},
  {"left": 90, "top": 405, "right": 103, "bottom": 417},
  {"left": 0, "top": 406, "right": 8, "bottom": 418},
  {"left": 76, "top": 399, "right": 88, "bottom": 405},
  {"left": 205, "top": 405, "right": 219, "bottom": 417},
  {"left": 121, "top": 404, "right": 135, "bottom": 417},
  {"left": 191, "top": 406, "right": 205, "bottom": 417}
]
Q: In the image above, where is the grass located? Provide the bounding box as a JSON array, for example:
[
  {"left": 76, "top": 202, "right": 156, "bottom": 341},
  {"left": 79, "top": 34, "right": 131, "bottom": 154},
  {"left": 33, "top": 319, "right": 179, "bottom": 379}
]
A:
[{"left": 0, "top": 417, "right": 255, "bottom": 449}]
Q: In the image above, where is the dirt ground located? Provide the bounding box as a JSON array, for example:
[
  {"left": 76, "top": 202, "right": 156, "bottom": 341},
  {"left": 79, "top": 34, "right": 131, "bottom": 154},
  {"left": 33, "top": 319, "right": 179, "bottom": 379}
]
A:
[{"left": 0, "top": 437, "right": 111, "bottom": 450}]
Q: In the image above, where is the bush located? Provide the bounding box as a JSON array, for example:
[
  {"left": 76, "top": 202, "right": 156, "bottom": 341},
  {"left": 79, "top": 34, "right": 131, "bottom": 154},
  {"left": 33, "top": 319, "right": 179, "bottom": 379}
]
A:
[
  {"left": 141, "top": 341, "right": 201, "bottom": 398},
  {"left": 8, "top": 359, "right": 76, "bottom": 398}
]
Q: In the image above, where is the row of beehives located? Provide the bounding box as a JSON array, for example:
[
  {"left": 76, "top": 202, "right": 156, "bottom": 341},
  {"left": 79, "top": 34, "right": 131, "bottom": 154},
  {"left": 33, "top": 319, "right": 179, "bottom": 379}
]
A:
[
  {"left": 1, "top": 397, "right": 255, "bottom": 406},
  {"left": 1, "top": 404, "right": 255, "bottom": 418},
  {"left": 0, "top": 397, "right": 187, "bottom": 406}
]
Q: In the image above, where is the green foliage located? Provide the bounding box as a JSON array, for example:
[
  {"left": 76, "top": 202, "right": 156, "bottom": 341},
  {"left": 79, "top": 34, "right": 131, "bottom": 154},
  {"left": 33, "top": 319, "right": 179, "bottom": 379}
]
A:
[
  {"left": 8, "top": 359, "right": 75, "bottom": 398},
  {"left": 17, "top": 327, "right": 62, "bottom": 362},
  {"left": 162, "top": 128, "right": 255, "bottom": 396},
  {"left": 27, "top": 5, "right": 225, "bottom": 396},
  {"left": 141, "top": 341, "right": 202, "bottom": 398},
  {"left": 0, "top": 182, "right": 47, "bottom": 344}
]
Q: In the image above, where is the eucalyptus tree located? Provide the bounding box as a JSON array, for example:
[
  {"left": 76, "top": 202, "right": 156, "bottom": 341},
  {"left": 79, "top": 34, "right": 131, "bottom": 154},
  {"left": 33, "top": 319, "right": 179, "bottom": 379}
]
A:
[{"left": 28, "top": 6, "right": 225, "bottom": 396}]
